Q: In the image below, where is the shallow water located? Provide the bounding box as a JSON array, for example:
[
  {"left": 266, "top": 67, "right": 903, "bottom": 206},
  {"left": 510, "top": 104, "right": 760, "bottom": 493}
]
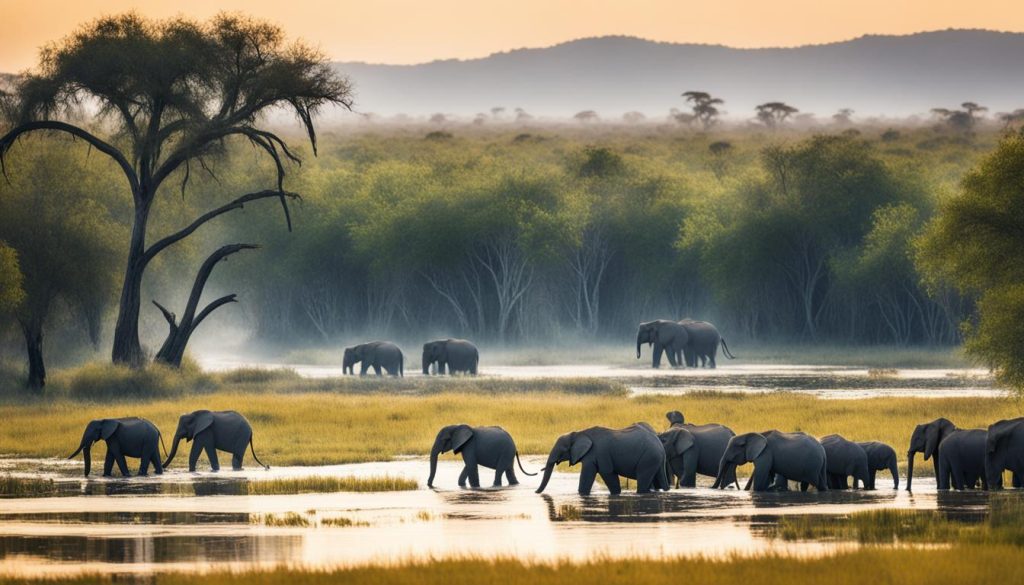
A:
[
  {"left": 199, "top": 357, "right": 998, "bottom": 399},
  {"left": 0, "top": 457, "right": 1000, "bottom": 577}
]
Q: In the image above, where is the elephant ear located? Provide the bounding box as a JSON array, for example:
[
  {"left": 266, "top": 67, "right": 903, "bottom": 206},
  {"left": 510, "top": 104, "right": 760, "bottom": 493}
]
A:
[
  {"left": 193, "top": 412, "right": 215, "bottom": 437},
  {"left": 923, "top": 422, "right": 944, "bottom": 460},
  {"left": 569, "top": 434, "right": 594, "bottom": 465},
  {"left": 100, "top": 420, "right": 120, "bottom": 440},
  {"left": 451, "top": 426, "right": 474, "bottom": 454},
  {"left": 672, "top": 430, "right": 695, "bottom": 456},
  {"left": 744, "top": 434, "right": 767, "bottom": 461},
  {"left": 988, "top": 419, "right": 1020, "bottom": 454},
  {"left": 666, "top": 411, "right": 685, "bottom": 426}
]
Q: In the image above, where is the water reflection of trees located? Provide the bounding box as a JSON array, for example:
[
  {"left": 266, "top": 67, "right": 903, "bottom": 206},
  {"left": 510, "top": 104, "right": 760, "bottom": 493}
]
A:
[{"left": 0, "top": 533, "right": 302, "bottom": 564}]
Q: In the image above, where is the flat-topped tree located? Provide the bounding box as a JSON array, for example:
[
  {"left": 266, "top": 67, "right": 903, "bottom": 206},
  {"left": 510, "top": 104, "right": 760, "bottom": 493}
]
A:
[{"left": 0, "top": 13, "right": 352, "bottom": 367}]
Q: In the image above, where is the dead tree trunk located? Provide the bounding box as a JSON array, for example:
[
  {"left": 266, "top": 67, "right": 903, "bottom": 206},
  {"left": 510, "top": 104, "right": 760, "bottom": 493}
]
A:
[
  {"left": 20, "top": 318, "right": 45, "bottom": 391},
  {"left": 153, "top": 244, "right": 257, "bottom": 367}
]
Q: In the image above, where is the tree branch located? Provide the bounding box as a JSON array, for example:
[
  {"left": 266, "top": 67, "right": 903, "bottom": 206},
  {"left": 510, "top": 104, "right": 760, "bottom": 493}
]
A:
[
  {"left": 144, "top": 190, "right": 298, "bottom": 263},
  {"left": 192, "top": 294, "right": 238, "bottom": 330}
]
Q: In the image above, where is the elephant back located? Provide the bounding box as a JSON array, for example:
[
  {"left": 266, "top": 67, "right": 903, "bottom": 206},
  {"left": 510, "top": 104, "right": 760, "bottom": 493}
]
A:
[{"left": 214, "top": 411, "right": 254, "bottom": 454}]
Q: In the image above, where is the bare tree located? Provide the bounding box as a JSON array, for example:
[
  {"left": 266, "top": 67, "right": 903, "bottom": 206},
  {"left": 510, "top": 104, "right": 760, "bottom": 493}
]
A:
[{"left": 566, "top": 227, "right": 613, "bottom": 334}]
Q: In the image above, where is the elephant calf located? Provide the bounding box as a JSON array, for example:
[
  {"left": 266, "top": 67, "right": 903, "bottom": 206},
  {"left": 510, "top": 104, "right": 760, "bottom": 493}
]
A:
[
  {"left": 821, "top": 434, "right": 870, "bottom": 489},
  {"left": 68, "top": 417, "right": 165, "bottom": 477},
  {"left": 427, "top": 424, "right": 535, "bottom": 488},
  {"left": 536, "top": 423, "right": 669, "bottom": 495},
  {"left": 660, "top": 410, "right": 738, "bottom": 488},
  {"left": 857, "top": 441, "right": 899, "bottom": 489},
  {"left": 343, "top": 341, "right": 404, "bottom": 376},
  {"left": 163, "top": 410, "right": 268, "bottom": 472},
  {"left": 714, "top": 430, "right": 828, "bottom": 492}
]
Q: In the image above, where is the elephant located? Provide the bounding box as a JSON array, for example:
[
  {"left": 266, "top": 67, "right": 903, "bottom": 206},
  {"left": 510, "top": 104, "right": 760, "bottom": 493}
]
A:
[
  {"left": 906, "top": 417, "right": 957, "bottom": 491},
  {"left": 535, "top": 423, "right": 670, "bottom": 495},
  {"left": 713, "top": 430, "right": 828, "bottom": 492},
  {"left": 660, "top": 410, "right": 738, "bottom": 488},
  {"left": 636, "top": 320, "right": 689, "bottom": 368},
  {"left": 426, "top": 424, "right": 536, "bottom": 488},
  {"left": 857, "top": 441, "right": 900, "bottom": 489},
  {"left": 821, "top": 434, "right": 870, "bottom": 489},
  {"left": 985, "top": 418, "right": 1024, "bottom": 489},
  {"left": 937, "top": 429, "right": 988, "bottom": 490},
  {"left": 422, "top": 339, "right": 479, "bottom": 375},
  {"left": 678, "top": 319, "right": 736, "bottom": 368},
  {"left": 343, "top": 341, "right": 404, "bottom": 376},
  {"left": 68, "top": 417, "right": 164, "bottom": 477},
  {"left": 163, "top": 410, "right": 268, "bottom": 472}
]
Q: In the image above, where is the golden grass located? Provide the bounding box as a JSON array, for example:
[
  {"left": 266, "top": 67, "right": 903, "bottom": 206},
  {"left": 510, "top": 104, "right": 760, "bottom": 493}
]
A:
[
  {"left": 3, "top": 547, "right": 1024, "bottom": 585},
  {"left": 0, "top": 390, "right": 1018, "bottom": 468},
  {"left": 254, "top": 512, "right": 311, "bottom": 527},
  {"left": 246, "top": 475, "right": 418, "bottom": 494}
]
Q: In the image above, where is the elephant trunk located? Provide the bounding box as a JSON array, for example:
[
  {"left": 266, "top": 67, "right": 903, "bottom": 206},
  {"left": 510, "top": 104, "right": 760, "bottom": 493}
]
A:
[
  {"left": 535, "top": 463, "right": 555, "bottom": 494},
  {"left": 69, "top": 430, "right": 94, "bottom": 477},
  {"left": 712, "top": 460, "right": 734, "bottom": 490},
  {"left": 422, "top": 351, "right": 431, "bottom": 376},
  {"left": 164, "top": 433, "right": 184, "bottom": 469},
  {"left": 427, "top": 440, "right": 442, "bottom": 487},
  {"left": 905, "top": 450, "right": 915, "bottom": 491},
  {"left": 636, "top": 334, "right": 643, "bottom": 359}
]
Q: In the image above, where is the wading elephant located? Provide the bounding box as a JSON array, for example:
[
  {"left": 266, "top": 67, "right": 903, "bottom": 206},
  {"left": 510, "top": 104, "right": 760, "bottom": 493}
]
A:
[
  {"left": 858, "top": 441, "right": 900, "bottom": 489},
  {"left": 906, "top": 418, "right": 957, "bottom": 491},
  {"left": 536, "top": 424, "right": 669, "bottom": 495},
  {"left": 678, "top": 319, "right": 736, "bottom": 368},
  {"left": 937, "top": 429, "right": 988, "bottom": 490},
  {"left": 68, "top": 417, "right": 164, "bottom": 477},
  {"left": 660, "top": 411, "right": 737, "bottom": 488},
  {"left": 636, "top": 320, "right": 689, "bottom": 368},
  {"left": 163, "top": 410, "right": 268, "bottom": 472},
  {"left": 343, "top": 341, "right": 404, "bottom": 376},
  {"left": 426, "top": 424, "right": 535, "bottom": 488},
  {"left": 986, "top": 418, "right": 1024, "bottom": 489},
  {"left": 821, "top": 434, "right": 870, "bottom": 489},
  {"left": 422, "top": 339, "right": 479, "bottom": 375},
  {"left": 714, "top": 431, "right": 828, "bottom": 492}
]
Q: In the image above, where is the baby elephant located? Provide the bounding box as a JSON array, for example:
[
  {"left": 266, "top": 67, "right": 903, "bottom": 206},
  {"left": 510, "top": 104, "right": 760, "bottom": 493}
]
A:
[
  {"left": 68, "top": 417, "right": 164, "bottom": 477},
  {"left": 821, "top": 434, "right": 870, "bottom": 489},
  {"left": 858, "top": 441, "right": 900, "bottom": 489},
  {"left": 427, "top": 424, "right": 536, "bottom": 488},
  {"left": 163, "top": 410, "right": 268, "bottom": 472},
  {"left": 343, "top": 341, "right": 404, "bottom": 376}
]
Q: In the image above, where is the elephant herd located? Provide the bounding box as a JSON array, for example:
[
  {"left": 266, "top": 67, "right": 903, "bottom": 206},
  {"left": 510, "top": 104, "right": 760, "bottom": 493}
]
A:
[
  {"left": 343, "top": 339, "right": 479, "bottom": 376},
  {"left": 68, "top": 410, "right": 267, "bottom": 476},
  {"left": 636, "top": 319, "right": 736, "bottom": 368},
  {"left": 427, "top": 414, "right": 1024, "bottom": 495}
]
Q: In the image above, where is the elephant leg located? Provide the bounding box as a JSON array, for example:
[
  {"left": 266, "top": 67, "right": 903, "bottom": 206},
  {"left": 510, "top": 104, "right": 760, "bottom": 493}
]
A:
[
  {"left": 457, "top": 466, "right": 469, "bottom": 487},
  {"left": 800, "top": 481, "right": 809, "bottom": 492},
  {"left": 681, "top": 454, "right": 699, "bottom": 488},
  {"left": 232, "top": 453, "right": 244, "bottom": 471},
  {"left": 868, "top": 469, "right": 877, "bottom": 490},
  {"left": 152, "top": 453, "right": 163, "bottom": 475},
  {"left": 1013, "top": 472, "right": 1022, "bottom": 489},
  {"left": 360, "top": 363, "right": 369, "bottom": 376},
  {"left": 438, "top": 361, "right": 447, "bottom": 375},
  {"left": 708, "top": 354, "right": 716, "bottom": 369},
  {"left": 463, "top": 455, "right": 480, "bottom": 488},
  {"left": 493, "top": 468, "right": 503, "bottom": 487},
  {"left": 578, "top": 463, "right": 598, "bottom": 496},
  {"left": 666, "top": 349, "right": 678, "bottom": 367},
  {"left": 103, "top": 451, "right": 115, "bottom": 477},
  {"left": 108, "top": 443, "right": 130, "bottom": 477},
  {"left": 137, "top": 449, "right": 151, "bottom": 476},
  {"left": 188, "top": 442, "right": 203, "bottom": 472},
  {"left": 373, "top": 364, "right": 383, "bottom": 376},
  {"left": 652, "top": 345, "right": 663, "bottom": 368},
  {"left": 205, "top": 444, "right": 220, "bottom": 472},
  {"left": 750, "top": 464, "right": 773, "bottom": 491},
  {"left": 827, "top": 473, "right": 838, "bottom": 489},
  {"left": 599, "top": 470, "right": 622, "bottom": 496},
  {"left": 505, "top": 467, "right": 519, "bottom": 486},
  {"left": 773, "top": 474, "right": 790, "bottom": 491}
]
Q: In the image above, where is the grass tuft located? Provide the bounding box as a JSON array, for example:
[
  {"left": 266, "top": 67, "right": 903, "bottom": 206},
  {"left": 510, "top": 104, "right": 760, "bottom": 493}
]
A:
[
  {"left": 246, "top": 475, "right": 418, "bottom": 494},
  {"left": 255, "top": 512, "right": 311, "bottom": 527}
]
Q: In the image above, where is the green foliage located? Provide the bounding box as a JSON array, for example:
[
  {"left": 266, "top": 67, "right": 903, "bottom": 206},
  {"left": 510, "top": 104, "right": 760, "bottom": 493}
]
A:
[{"left": 60, "top": 359, "right": 216, "bottom": 401}]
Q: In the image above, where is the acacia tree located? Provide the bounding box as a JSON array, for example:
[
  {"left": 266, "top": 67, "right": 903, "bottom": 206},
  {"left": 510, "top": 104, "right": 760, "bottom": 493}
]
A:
[
  {"left": 681, "top": 91, "right": 724, "bottom": 129},
  {"left": 755, "top": 102, "right": 799, "bottom": 129},
  {"left": 0, "top": 13, "right": 352, "bottom": 367}
]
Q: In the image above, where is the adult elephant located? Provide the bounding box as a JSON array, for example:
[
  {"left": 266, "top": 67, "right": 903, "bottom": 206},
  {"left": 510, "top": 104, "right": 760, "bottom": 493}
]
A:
[
  {"left": 163, "top": 410, "right": 268, "bottom": 472},
  {"left": 68, "top": 417, "right": 164, "bottom": 477},
  {"left": 858, "top": 441, "right": 900, "bottom": 489},
  {"left": 660, "top": 411, "right": 737, "bottom": 488},
  {"left": 422, "top": 339, "right": 479, "bottom": 375},
  {"left": 636, "top": 320, "right": 688, "bottom": 368},
  {"left": 343, "top": 341, "right": 404, "bottom": 376},
  {"left": 821, "top": 435, "right": 870, "bottom": 489},
  {"left": 426, "top": 424, "right": 535, "bottom": 488},
  {"left": 985, "top": 418, "right": 1024, "bottom": 489},
  {"left": 714, "top": 431, "right": 828, "bottom": 492},
  {"left": 678, "top": 319, "right": 736, "bottom": 368},
  {"left": 535, "top": 423, "right": 669, "bottom": 495},
  {"left": 906, "top": 417, "right": 957, "bottom": 491},
  {"left": 937, "top": 429, "right": 988, "bottom": 490}
]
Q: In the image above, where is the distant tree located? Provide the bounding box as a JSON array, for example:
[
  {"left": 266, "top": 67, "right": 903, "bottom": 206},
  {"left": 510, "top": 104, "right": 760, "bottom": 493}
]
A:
[
  {"left": 998, "top": 109, "right": 1024, "bottom": 129},
  {"left": 0, "top": 13, "right": 352, "bottom": 368},
  {"left": 473, "top": 113, "right": 487, "bottom": 125},
  {"left": 669, "top": 108, "right": 696, "bottom": 127},
  {"left": 918, "top": 132, "right": 1024, "bottom": 391},
  {"left": 622, "top": 111, "right": 646, "bottom": 124},
  {"left": 881, "top": 128, "right": 901, "bottom": 142},
  {"left": 681, "top": 91, "right": 724, "bottom": 129},
  {"left": 707, "top": 141, "right": 733, "bottom": 179},
  {"left": 514, "top": 108, "right": 533, "bottom": 122},
  {"left": 931, "top": 102, "right": 986, "bottom": 133},
  {"left": 578, "top": 147, "right": 624, "bottom": 178},
  {"left": 755, "top": 102, "right": 799, "bottom": 129},
  {"left": 490, "top": 107, "right": 506, "bottom": 118},
  {"left": 833, "top": 108, "right": 855, "bottom": 125},
  {"left": 430, "top": 113, "right": 448, "bottom": 124},
  {"left": 574, "top": 110, "right": 599, "bottom": 123}
]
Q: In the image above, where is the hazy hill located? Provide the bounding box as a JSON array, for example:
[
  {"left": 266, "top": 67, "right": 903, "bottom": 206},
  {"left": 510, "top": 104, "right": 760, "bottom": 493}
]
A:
[{"left": 336, "top": 30, "right": 1024, "bottom": 120}]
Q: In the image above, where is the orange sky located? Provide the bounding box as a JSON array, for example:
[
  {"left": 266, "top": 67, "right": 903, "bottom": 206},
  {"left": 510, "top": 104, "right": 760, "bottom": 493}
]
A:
[{"left": 3, "top": 0, "right": 1023, "bottom": 71}]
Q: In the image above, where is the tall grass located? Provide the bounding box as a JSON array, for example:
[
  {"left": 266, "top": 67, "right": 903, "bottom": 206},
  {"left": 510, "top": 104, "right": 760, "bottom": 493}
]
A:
[
  {"left": 3, "top": 547, "right": 1024, "bottom": 584},
  {"left": 0, "top": 390, "right": 1016, "bottom": 467},
  {"left": 246, "top": 475, "right": 417, "bottom": 494}
]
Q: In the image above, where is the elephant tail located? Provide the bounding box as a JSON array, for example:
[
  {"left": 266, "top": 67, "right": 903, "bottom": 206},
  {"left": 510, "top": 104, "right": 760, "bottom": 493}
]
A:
[
  {"left": 721, "top": 338, "right": 737, "bottom": 360},
  {"left": 515, "top": 451, "right": 538, "bottom": 476},
  {"left": 249, "top": 437, "right": 270, "bottom": 470}
]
